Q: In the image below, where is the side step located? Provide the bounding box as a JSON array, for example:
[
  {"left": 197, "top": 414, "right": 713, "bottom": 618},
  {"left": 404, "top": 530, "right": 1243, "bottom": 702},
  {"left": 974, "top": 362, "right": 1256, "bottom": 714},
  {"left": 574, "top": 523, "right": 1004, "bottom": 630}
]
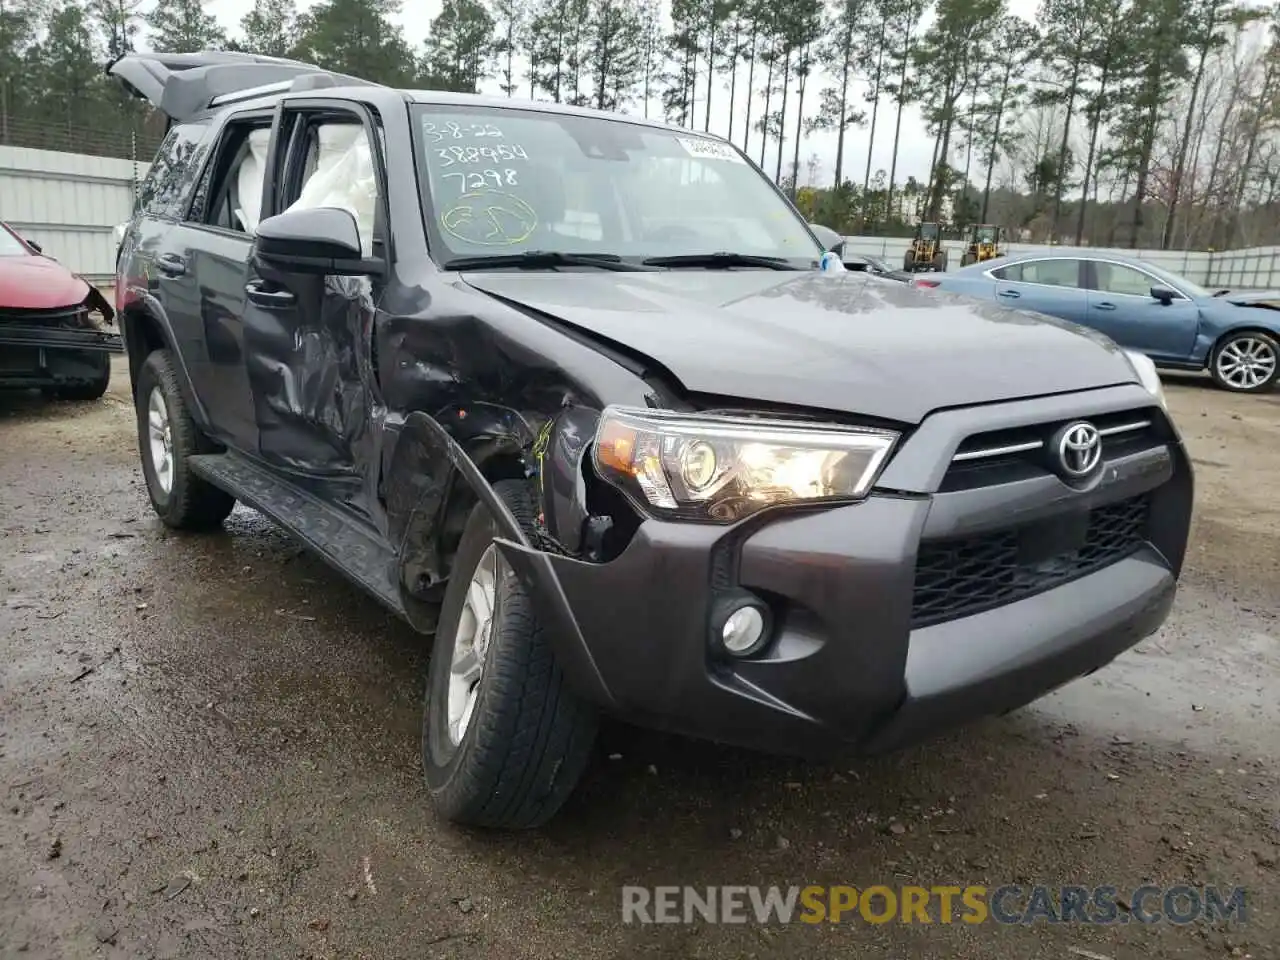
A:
[{"left": 188, "top": 452, "right": 405, "bottom": 618}]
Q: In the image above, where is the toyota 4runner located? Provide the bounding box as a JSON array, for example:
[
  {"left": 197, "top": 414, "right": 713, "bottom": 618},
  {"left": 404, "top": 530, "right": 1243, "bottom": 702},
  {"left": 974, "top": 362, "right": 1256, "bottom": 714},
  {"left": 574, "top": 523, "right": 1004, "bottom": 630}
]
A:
[{"left": 109, "top": 51, "right": 1193, "bottom": 829}]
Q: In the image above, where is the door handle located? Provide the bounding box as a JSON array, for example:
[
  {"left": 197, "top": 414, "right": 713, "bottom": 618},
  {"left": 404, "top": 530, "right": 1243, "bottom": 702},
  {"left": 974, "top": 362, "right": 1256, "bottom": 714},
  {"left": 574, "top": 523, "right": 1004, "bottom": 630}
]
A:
[
  {"left": 155, "top": 253, "right": 186, "bottom": 277},
  {"left": 997, "top": 289, "right": 1020, "bottom": 299},
  {"left": 245, "top": 281, "right": 297, "bottom": 309},
  {"left": 1094, "top": 301, "right": 1117, "bottom": 311}
]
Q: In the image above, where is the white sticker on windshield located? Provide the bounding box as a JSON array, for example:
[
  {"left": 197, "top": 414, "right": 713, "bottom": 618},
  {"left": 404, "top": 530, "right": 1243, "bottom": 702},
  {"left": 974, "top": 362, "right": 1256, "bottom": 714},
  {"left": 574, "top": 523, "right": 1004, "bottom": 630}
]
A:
[{"left": 676, "top": 136, "right": 747, "bottom": 164}]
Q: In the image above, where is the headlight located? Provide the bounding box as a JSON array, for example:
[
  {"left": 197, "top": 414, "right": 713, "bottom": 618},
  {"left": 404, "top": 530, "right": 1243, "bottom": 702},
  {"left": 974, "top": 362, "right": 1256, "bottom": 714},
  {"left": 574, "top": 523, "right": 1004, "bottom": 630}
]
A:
[
  {"left": 592, "top": 406, "right": 898, "bottom": 523},
  {"left": 1123, "top": 349, "right": 1166, "bottom": 408}
]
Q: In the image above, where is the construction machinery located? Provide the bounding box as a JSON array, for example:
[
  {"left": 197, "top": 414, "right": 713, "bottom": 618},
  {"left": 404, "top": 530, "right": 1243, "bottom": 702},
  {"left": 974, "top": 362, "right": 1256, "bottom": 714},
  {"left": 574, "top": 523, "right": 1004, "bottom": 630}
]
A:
[
  {"left": 903, "top": 221, "right": 947, "bottom": 272},
  {"left": 960, "top": 224, "right": 1003, "bottom": 266}
]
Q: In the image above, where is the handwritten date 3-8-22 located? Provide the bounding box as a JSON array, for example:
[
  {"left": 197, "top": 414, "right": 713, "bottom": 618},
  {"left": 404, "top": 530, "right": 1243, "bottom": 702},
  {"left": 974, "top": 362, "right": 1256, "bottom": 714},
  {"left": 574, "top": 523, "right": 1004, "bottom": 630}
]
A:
[
  {"left": 434, "top": 143, "right": 529, "bottom": 166},
  {"left": 422, "top": 120, "right": 505, "bottom": 141}
]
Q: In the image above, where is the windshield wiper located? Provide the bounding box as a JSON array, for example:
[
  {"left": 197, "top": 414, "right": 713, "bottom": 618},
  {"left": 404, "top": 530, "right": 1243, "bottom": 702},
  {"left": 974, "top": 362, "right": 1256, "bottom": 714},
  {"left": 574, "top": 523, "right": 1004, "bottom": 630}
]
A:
[
  {"left": 443, "top": 251, "right": 653, "bottom": 272},
  {"left": 641, "top": 252, "right": 802, "bottom": 270}
]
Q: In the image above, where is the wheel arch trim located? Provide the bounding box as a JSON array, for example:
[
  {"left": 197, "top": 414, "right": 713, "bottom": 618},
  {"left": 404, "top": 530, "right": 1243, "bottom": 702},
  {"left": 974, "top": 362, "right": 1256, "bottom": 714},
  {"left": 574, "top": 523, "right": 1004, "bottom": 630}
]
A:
[
  {"left": 119, "top": 298, "right": 212, "bottom": 427},
  {"left": 387, "top": 410, "right": 616, "bottom": 707}
]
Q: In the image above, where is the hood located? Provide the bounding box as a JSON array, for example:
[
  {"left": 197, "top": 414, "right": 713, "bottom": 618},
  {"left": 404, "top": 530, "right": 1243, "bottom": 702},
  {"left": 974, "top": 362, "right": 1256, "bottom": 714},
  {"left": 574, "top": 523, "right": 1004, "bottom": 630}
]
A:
[
  {"left": 460, "top": 270, "right": 1140, "bottom": 424},
  {"left": 0, "top": 255, "right": 90, "bottom": 311},
  {"left": 1222, "top": 290, "right": 1280, "bottom": 308}
]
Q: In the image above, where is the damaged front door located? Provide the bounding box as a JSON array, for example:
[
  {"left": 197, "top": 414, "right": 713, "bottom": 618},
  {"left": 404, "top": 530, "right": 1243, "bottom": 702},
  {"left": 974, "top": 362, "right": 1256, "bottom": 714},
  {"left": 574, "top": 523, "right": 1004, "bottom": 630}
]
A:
[{"left": 243, "top": 99, "right": 390, "bottom": 520}]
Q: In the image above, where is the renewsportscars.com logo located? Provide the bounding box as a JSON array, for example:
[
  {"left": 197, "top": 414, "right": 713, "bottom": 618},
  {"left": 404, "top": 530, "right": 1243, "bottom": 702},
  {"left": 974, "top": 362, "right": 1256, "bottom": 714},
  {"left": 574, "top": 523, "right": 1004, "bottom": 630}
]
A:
[{"left": 621, "top": 885, "right": 1249, "bottom": 926}]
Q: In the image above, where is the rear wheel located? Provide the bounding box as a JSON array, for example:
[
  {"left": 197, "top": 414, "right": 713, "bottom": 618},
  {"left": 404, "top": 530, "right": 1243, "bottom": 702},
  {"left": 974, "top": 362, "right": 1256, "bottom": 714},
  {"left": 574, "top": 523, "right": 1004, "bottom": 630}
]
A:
[
  {"left": 1209, "top": 331, "right": 1278, "bottom": 393},
  {"left": 134, "top": 350, "right": 236, "bottom": 529},
  {"left": 960, "top": 253, "right": 975, "bottom": 267},
  {"left": 422, "top": 480, "right": 597, "bottom": 829}
]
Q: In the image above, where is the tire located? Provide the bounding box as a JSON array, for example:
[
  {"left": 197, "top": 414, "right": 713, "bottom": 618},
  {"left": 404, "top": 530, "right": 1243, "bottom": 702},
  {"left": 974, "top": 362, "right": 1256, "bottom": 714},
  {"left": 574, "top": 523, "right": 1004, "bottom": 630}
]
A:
[
  {"left": 422, "top": 479, "right": 597, "bottom": 829},
  {"left": 1209, "top": 330, "right": 1279, "bottom": 393},
  {"left": 43, "top": 353, "right": 110, "bottom": 401},
  {"left": 134, "top": 349, "right": 236, "bottom": 529},
  {"left": 903, "top": 254, "right": 913, "bottom": 272}
]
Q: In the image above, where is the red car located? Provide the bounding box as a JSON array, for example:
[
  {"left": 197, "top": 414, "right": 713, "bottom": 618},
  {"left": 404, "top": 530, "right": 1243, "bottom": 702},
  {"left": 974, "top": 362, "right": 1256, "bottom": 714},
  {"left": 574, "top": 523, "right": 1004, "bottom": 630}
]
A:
[{"left": 0, "top": 221, "right": 121, "bottom": 400}]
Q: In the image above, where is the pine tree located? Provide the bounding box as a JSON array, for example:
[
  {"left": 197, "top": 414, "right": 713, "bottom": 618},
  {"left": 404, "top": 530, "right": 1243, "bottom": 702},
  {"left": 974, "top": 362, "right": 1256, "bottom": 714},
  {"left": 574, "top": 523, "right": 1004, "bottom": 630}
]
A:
[
  {"left": 422, "top": 0, "right": 495, "bottom": 92},
  {"left": 146, "top": 0, "right": 226, "bottom": 53},
  {"left": 294, "top": 0, "right": 418, "bottom": 86},
  {"left": 88, "top": 0, "right": 142, "bottom": 59},
  {"left": 491, "top": 0, "right": 527, "bottom": 96},
  {"left": 586, "top": 0, "right": 644, "bottom": 110},
  {"left": 240, "top": 0, "right": 300, "bottom": 57},
  {"left": 37, "top": 3, "right": 107, "bottom": 137}
]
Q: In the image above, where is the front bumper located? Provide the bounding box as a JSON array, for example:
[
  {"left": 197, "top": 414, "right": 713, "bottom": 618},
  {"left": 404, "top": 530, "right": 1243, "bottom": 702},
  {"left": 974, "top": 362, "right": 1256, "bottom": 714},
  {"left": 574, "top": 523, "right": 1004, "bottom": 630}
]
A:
[
  {"left": 503, "top": 383, "right": 1192, "bottom": 757},
  {"left": 0, "top": 324, "right": 121, "bottom": 387}
]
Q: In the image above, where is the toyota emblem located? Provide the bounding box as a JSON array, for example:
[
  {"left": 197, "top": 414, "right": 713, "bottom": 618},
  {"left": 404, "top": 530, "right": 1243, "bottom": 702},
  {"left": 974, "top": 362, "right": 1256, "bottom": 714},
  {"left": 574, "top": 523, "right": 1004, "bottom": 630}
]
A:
[{"left": 1056, "top": 421, "right": 1102, "bottom": 477}]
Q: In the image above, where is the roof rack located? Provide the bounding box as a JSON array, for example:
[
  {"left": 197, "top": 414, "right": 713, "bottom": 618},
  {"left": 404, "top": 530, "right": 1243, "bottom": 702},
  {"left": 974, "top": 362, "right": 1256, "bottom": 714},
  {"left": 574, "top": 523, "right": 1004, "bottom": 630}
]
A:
[{"left": 106, "top": 51, "right": 380, "bottom": 122}]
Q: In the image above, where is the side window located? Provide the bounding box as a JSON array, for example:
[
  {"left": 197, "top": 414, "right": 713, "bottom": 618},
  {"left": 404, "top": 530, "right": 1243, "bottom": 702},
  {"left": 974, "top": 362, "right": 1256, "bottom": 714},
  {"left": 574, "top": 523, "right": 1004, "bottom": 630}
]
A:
[
  {"left": 278, "top": 109, "right": 384, "bottom": 258},
  {"left": 1096, "top": 262, "right": 1165, "bottom": 298},
  {"left": 187, "top": 117, "right": 275, "bottom": 234},
  {"left": 991, "top": 263, "right": 1020, "bottom": 282},
  {"left": 1019, "top": 259, "right": 1081, "bottom": 288},
  {"left": 135, "top": 122, "right": 212, "bottom": 220}
]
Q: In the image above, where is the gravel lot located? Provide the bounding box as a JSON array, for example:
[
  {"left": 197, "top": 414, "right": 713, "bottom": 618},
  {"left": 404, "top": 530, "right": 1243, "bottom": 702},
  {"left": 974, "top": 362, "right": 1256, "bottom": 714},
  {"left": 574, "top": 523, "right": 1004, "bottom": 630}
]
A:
[{"left": 1, "top": 357, "right": 1277, "bottom": 959}]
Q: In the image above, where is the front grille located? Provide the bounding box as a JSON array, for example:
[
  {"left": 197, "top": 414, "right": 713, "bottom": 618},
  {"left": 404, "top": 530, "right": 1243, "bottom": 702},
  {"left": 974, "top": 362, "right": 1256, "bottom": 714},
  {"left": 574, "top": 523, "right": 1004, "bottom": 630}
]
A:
[
  {"left": 942, "top": 408, "right": 1165, "bottom": 492},
  {"left": 0, "top": 304, "right": 90, "bottom": 327},
  {"left": 911, "top": 494, "right": 1151, "bottom": 627}
]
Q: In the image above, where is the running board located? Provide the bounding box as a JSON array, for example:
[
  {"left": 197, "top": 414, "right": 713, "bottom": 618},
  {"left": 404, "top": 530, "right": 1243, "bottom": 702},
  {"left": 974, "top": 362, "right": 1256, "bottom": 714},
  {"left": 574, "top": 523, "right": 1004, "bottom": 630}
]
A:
[{"left": 188, "top": 452, "right": 405, "bottom": 619}]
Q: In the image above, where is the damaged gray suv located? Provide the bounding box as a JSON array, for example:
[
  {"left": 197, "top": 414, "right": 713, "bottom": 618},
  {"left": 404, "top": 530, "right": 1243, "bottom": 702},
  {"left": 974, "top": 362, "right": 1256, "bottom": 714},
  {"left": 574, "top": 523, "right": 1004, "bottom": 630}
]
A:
[{"left": 110, "top": 51, "right": 1193, "bottom": 829}]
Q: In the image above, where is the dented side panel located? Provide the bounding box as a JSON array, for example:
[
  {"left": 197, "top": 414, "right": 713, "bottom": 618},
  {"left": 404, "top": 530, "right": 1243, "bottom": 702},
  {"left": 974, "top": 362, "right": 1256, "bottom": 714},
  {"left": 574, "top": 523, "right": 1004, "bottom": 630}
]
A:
[
  {"left": 376, "top": 277, "right": 663, "bottom": 600},
  {"left": 243, "top": 270, "right": 383, "bottom": 519}
]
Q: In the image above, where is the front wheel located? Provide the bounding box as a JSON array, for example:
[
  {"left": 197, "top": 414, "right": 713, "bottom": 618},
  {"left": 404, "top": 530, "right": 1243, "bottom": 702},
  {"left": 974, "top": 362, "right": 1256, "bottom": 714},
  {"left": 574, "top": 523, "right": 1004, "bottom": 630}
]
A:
[
  {"left": 134, "top": 350, "right": 236, "bottom": 529},
  {"left": 1210, "top": 331, "right": 1279, "bottom": 392},
  {"left": 422, "top": 480, "right": 597, "bottom": 829}
]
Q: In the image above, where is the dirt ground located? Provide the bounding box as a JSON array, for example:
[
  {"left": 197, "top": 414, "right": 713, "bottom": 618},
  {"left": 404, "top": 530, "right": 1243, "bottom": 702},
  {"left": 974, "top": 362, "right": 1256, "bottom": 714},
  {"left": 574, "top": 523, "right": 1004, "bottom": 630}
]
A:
[{"left": 1, "top": 357, "right": 1277, "bottom": 960}]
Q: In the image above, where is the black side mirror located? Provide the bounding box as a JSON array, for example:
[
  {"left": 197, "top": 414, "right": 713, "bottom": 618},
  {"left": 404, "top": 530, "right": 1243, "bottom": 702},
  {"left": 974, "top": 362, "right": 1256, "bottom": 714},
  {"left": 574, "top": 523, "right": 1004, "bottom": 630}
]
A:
[
  {"left": 808, "top": 222, "right": 845, "bottom": 257},
  {"left": 1150, "top": 285, "right": 1176, "bottom": 304},
  {"left": 254, "top": 206, "right": 382, "bottom": 276},
  {"left": 26, "top": 239, "right": 42, "bottom": 254}
]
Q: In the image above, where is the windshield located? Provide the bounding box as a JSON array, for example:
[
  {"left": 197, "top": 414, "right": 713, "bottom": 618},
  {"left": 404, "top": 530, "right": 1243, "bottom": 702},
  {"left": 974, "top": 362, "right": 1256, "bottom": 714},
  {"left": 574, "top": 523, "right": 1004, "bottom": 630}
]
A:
[
  {"left": 0, "top": 226, "right": 31, "bottom": 257},
  {"left": 975, "top": 226, "right": 997, "bottom": 242},
  {"left": 410, "top": 104, "right": 822, "bottom": 266}
]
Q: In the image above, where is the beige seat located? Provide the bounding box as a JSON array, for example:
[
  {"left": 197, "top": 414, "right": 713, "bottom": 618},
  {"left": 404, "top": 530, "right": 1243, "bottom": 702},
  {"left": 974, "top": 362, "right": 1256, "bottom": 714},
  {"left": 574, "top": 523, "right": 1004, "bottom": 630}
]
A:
[{"left": 234, "top": 127, "right": 272, "bottom": 233}]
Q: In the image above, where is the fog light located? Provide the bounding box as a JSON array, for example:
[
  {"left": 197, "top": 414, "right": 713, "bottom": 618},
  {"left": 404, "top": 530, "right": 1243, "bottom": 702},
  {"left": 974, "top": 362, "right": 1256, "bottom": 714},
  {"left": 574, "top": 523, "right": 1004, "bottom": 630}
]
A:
[{"left": 722, "top": 605, "right": 767, "bottom": 656}]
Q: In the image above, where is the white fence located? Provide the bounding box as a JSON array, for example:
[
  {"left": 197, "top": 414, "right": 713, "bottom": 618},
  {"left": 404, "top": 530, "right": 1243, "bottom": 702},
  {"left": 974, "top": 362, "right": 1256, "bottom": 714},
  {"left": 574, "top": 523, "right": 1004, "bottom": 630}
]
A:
[
  {"left": 0, "top": 145, "right": 141, "bottom": 283},
  {"left": 3, "top": 142, "right": 1279, "bottom": 291},
  {"left": 842, "top": 236, "right": 1280, "bottom": 290}
]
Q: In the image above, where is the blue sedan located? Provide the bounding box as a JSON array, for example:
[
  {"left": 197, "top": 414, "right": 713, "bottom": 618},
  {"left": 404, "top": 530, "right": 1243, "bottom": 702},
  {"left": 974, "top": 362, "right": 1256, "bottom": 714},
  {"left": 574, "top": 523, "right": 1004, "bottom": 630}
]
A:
[{"left": 918, "top": 251, "right": 1280, "bottom": 393}]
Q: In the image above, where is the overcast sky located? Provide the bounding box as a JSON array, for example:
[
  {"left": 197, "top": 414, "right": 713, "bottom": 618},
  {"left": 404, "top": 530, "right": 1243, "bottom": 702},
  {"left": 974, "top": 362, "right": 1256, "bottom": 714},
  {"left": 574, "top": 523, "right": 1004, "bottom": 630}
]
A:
[{"left": 207, "top": 0, "right": 1042, "bottom": 186}]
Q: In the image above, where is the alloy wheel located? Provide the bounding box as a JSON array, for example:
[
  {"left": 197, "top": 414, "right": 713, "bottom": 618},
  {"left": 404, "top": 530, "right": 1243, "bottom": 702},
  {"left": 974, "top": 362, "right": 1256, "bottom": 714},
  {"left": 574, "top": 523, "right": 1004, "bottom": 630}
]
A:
[
  {"left": 147, "top": 386, "right": 174, "bottom": 494},
  {"left": 446, "top": 543, "right": 500, "bottom": 746},
  {"left": 1216, "top": 337, "right": 1277, "bottom": 390}
]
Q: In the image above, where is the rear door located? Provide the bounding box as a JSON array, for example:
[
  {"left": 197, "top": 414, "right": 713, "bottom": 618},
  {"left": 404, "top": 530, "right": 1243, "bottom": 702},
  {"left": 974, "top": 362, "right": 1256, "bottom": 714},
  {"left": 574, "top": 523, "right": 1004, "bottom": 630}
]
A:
[
  {"left": 990, "top": 257, "right": 1090, "bottom": 326},
  {"left": 125, "top": 120, "right": 219, "bottom": 423},
  {"left": 1084, "top": 259, "right": 1200, "bottom": 361},
  {"left": 169, "top": 108, "right": 278, "bottom": 454}
]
